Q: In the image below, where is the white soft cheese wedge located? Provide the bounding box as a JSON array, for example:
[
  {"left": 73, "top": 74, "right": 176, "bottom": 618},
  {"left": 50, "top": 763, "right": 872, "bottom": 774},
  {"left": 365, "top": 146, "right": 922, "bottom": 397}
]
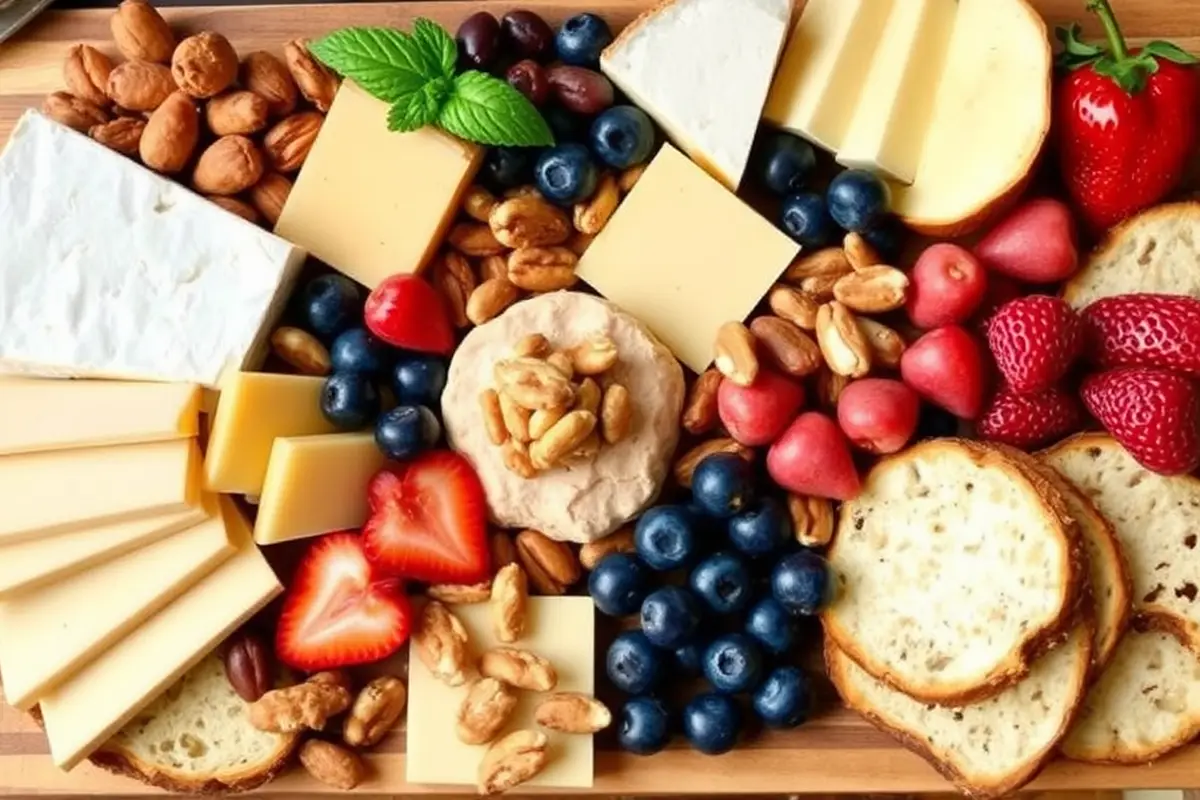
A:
[
  {"left": 0, "top": 111, "right": 306, "bottom": 387},
  {"left": 600, "top": 0, "right": 793, "bottom": 190}
]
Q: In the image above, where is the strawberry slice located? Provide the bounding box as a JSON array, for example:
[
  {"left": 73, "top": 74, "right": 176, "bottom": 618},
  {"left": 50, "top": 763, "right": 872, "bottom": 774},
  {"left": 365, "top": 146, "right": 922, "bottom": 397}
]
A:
[
  {"left": 275, "top": 533, "right": 412, "bottom": 671},
  {"left": 364, "top": 274, "right": 455, "bottom": 355},
  {"left": 362, "top": 450, "right": 490, "bottom": 584}
]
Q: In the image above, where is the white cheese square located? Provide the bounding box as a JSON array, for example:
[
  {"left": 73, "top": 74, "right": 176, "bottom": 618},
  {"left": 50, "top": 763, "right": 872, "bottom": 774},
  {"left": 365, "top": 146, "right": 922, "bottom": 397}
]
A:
[{"left": 0, "top": 110, "right": 307, "bottom": 387}]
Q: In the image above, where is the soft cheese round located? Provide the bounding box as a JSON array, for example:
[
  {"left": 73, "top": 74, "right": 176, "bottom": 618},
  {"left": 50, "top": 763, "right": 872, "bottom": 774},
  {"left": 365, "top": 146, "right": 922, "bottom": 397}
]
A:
[{"left": 442, "top": 291, "right": 684, "bottom": 543}]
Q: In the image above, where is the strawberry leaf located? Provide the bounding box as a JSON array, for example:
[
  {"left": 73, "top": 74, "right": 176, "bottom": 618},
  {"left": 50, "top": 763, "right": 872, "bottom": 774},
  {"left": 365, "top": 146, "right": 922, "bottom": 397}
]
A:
[{"left": 1142, "top": 40, "right": 1199, "bottom": 65}]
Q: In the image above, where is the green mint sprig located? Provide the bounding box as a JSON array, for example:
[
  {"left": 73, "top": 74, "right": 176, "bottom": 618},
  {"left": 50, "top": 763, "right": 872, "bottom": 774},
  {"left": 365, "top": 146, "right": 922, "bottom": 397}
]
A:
[{"left": 309, "top": 21, "right": 554, "bottom": 147}]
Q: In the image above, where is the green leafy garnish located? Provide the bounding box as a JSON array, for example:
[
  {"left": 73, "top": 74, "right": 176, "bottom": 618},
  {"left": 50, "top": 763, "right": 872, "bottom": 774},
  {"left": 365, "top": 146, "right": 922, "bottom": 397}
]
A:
[{"left": 309, "top": 20, "right": 554, "bottom": 147}]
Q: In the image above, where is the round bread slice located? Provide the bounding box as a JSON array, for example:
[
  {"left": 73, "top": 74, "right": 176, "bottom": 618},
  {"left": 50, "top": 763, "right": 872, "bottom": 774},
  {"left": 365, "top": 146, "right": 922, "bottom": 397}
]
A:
[
  {"left": 827, "top": 624, "right": 1092, "bottom": 798},
  {"left": 1042, "top": 433, "right": 1200, "bottom": 654},
  {"left": 824, "top": 439, "right": 1083, "bottom": 704},
  {"left": 89, "top": 652, "right": 299, "bottom": 793}
]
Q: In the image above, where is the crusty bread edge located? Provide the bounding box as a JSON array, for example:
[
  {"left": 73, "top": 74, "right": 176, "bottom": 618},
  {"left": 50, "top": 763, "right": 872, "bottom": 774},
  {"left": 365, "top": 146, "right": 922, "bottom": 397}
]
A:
[
  {"left": 86, "top": 734, "right": 301, "bottom": 795},
  {"left": 824, "top": 438, "right": 1086, "bottom": 705}
]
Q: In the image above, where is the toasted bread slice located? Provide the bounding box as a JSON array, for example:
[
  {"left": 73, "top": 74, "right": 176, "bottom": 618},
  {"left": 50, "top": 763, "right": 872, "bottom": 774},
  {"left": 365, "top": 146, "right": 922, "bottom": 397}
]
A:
[
  {"left": 1062, "top": 201, "right": 1200, "bottom": 309},
  {"left": 1042, "top": 433, "right": 1200, "bottom": 654},
  {"left": 824, "top": 439, "right": 1083, "bottom": 703},
  {"left": 827, "top": 623, "right": 1092, "bottom": 798}
]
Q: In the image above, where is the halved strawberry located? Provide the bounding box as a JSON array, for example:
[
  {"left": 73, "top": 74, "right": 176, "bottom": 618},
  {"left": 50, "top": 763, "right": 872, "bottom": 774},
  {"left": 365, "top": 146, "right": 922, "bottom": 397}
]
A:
[
  {"left": 364, "top": 274, "right": 455, "bottom": 355},
  {"left": 275, "top": 533, "right": 412, "bottom": 671},
  {"left": 362, "top": 450, "right": 490, "bottom": 584}
]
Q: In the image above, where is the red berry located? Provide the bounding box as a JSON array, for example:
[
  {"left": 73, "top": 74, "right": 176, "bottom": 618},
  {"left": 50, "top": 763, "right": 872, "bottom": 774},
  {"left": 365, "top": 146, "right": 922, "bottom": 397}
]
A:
[
  {"left": 364, "top": 274, "right": 456, "bottom": 355},
  {"left": 906, "top": 243, "right": 988, "bottom": 329},
  {"left": 899, "top": 325, "right": 987, "bottom": 419},
  {"left": 985, "top": 295, "right": 1083, "bottom": 394},
  {"left": 1082, "top": 367, "right": 1200, "bottom": 476},
  {"left": 767, "top": 412, "right": 860, "bottom": 501},
  {"left": 717, "top": 370, "right": 805, "bottom": 447},
  {"left": 1083, "top": 293, "right": 1200, "bottom": 377},
  {"left": 835, "top": 378, "right": 920, "bottom": 454},
  {"left": 973, "top": 198, "right": 1079, "bottom": 284},
  {"left": 977, "top": 384, "right": 1082, "bottom": 450}
]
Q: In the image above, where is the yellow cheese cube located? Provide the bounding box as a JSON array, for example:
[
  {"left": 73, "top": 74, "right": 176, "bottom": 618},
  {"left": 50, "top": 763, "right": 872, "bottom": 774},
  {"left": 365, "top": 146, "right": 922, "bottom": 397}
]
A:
[
  {"left": 406, "top": 597, "right": 595, "bottom": 789},
  {"left": 576, "top": 144, "right": 798, "bottom": 373},
  {"left": 40, "top": 498, "right": 281, "bottom": 770},
  {"left": 0, "top": 438, "right": 199, "bottom": 546},
  {"left": 255, "top": 432, "right": 386, "bottom": 545},
  {"left": 274, "top": 81, "right": 483, "bottom": 289},
  {"left": 203, "top": 372, "right": 338, "bottom": 496}
]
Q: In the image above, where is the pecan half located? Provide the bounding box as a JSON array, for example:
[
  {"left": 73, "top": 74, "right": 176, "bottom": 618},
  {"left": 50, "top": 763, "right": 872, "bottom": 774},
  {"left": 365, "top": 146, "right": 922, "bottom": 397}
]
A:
[
  {"left": 491, "top": 563, "right": 529, "bottom": 643},
  {"left": 480, "top": 647, "right": 558, "bottom": 691},
  {"left": 343, "top": 675, "right": 407, "bottom": 748},
  {"left": 412, "top": 601, "right": 471, "bottom": 686},
  {"left": 457, "top": 677, "right": 518, "bottom": 745}
]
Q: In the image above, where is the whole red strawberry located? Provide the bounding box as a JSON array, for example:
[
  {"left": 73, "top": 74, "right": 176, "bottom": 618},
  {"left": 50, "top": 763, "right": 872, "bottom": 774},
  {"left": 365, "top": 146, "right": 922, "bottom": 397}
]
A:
[
  {"left": 977, "top": 384, "right": 1083, "bottom": 450},
  {"left": 986, "top": 295, "right": 1084, "bottom": 395},
  {"left": 1055, "top": 1, "right": 1199, "bottom": 232},
  {"left": 1083, "top": 293, "right": 1200, "bottom": 376},
  {"left": 1082, "top": 366, "right": 1200, "bottom": 475}
]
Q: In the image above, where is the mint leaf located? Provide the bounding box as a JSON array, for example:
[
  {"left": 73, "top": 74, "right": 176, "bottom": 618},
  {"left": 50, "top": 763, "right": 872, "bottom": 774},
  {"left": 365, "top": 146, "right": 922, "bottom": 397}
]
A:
[
  {"left": 309, "top": 27, "right": 437, "bottom": 103},
  {"left": 411, "top": 18, "right": 457, "bottom": 79},
  {"left": 387, "top": 77, "right": 453, "bottom": 132},
  {"left": 437, "top": 71, "right": 554, "bottom": 147}
]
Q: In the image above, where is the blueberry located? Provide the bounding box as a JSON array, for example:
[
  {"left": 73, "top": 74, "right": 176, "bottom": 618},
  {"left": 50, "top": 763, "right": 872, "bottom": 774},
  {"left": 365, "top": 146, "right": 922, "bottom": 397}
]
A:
[
  {"left": 862, "top": 214, "right": 905, "bottom": 261},
  {"left": 634, "top": 505, "right": 698, "bottom": 571},
  {"left": 673, "top": 641, "right": 706, "bottom": 676},
  {"left": 703, "top": 633, "right": 763, "bottom": 694},
  {"left": 744, "top": 596, "right": 795, "bottom": 656},
  {"left": 606, "top": 630, "right": 664, "bottom": 694},
  {"left": 753, "top": 131, "right": 817, "bottom": 196},
  {"left": 555, "top": 12, "right": 613, "bottom": 66},
  {"left": 391, "top": 354, "right": 448, "bottom": 408},
  {"left": 640, "top": 586, "right": 702, "bottom": 650},
  {"left": 588, "top": 553, "right": 650, "bottom": 617},
  {"left": 330, "top": 327, "right": 390, "bottom": 375},
  {"left": 482, "top": 146, "right": 534, "bottom": 190},
  {"left": 688, "top": 552, "right": 752, "bottom": 615},
  {"left": 780, "top": 192, "right": 836, "bottom": 249},
  {"left": 543, "top": 105, "right": 591, "bottom": 143},
  {"left": 691, "top": 453, "right": 755, "bottom": 519},
  {"left": 753, "top": 666, "right": 812, "bottom": 729},
  {"left": 619, "top": 697, "right": 671, "bottom": 755},
  {"left": 535, "top": 143, "right": 599, "bottom": 205},
  {"left": 590, "top": 106, "right": 655, "bottom": 170},
  {"left": 301, "top": 274, "right": 362, "bottom": 340},
  {"left": 728, "top": 497, "right": 792, "bottom": 558},
  {"left": 770, "top": 550, "right": 831, "bottom": 616},
  {"left": 375, "top": 405, "right": 440, "bottom": 460},
  {"left": 826, "top": 169, "right": 891, "bottom": 233},
  {"left": 320, "top": 373, "right": 380, "bottom": 430},
  {"left": 682, "top": 692, "right": 741, "bottom": 755}
]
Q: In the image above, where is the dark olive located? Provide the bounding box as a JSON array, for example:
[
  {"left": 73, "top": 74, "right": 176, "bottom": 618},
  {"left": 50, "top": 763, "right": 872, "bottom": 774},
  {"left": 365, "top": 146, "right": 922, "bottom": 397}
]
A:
[
  {"left": 506, "top": 59, "right": 549, "bottom": 106},
  {"left": 456, "top": 12, "right": 501, "bottom": 70},
  {"left": 546, "top": 65, "right": 615, "bottom": 116},
  {"left": 500, "top": 10, "right": 554, "bottom": 62}
]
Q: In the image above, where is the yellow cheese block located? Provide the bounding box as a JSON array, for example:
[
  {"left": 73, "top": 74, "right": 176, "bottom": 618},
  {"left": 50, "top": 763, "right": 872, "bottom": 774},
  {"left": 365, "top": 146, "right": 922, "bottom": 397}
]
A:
[
  {"left": 0, "top": 380, "right": 200, "bottom": 456},
  {"left": 275, "top": 81, "right": 483, "bottom": 289},
  {"left": 576, "top": 144, "right": 798, "bottom": 373},
  {"left": 406, "top": 597, "right": 595, "bottom": 789},
  {"left": 0, "top": 506, "right": 207, "bottom": 596},
  {"left": 0, "top": 438, "right": 199, "bottom": 545},
  {"left": 255, "top": 432, "right": 386, "bottom": 545},
  {"left": 203, "top": 372, "right": 338, "bottom": 496},
  {"left": 40, "top": 497, "right": 281, "bottom": 770}
]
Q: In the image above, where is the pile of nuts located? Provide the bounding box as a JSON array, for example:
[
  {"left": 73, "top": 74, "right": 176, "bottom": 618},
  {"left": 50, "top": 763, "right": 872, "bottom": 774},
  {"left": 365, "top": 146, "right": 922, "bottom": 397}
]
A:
[
  {"left": 44, "top": 0, "right": 339, "bottom": 227},
  {"left": 480, "top": 332, "right": 634, "bottom": 478},
  {"left": 411, "top": 563, "right": 610, "bottom": 795},
  {"left": 428, "top": 165, "right": 645, "bottom": 330}
]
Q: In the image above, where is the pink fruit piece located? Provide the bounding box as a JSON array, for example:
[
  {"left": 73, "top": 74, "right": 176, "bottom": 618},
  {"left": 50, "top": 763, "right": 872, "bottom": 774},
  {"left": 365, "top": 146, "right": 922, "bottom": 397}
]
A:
[
  {"left": 1082, "top": 366, "right": 1200, "bottom": 476},
  {"left": 974, "top": 198, "right": 1079, "bottom": 284},
  {"left": 1083, "top": 293, "right": 1200, "bottom": 377},
  {"left": 717, "top": 369, "right": 805, "bottom": 447},
  {"left": 905, "top": 243, "right": 988, "bottom": 329},
  {"left": 977, "top": 384, "right": 1082, "bottom": 450},
  {"left": 985, "top": 295, "right": 1083, "bottom": 395},
  {"left": 767, "top": 412, "right": 860, "bottom": 501},
  {"left": 899, "top": 325, "right": 987, "bottom": 419},
  {"left": 835, "top": 378, "right": 920, "bottom": 454}
]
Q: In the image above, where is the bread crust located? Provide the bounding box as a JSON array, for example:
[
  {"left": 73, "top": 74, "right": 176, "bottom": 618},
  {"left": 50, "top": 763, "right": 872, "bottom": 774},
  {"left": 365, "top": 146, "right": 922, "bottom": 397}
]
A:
[{"left": 87, "top": 737, "right": 300, "bottom": 795}]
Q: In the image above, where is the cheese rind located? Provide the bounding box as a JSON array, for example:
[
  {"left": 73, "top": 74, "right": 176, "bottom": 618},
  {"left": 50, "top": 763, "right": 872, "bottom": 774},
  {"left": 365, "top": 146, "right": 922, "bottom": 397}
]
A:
[
  {"left": 40, "top": 498, "right": 281, "bottom": 770},
  {"left": 275, "top": 81, "right": 483, "bottom": 289},
  {"left": 0, "top": 380, "right": 199, "bottom": 456},
  {"left": 255, "top": 432, "right": 386, "bottom": 545}
]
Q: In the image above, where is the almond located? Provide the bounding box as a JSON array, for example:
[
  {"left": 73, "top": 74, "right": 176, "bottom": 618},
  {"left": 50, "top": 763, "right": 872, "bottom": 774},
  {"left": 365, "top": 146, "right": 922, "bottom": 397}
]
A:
[
  {"left": 674, "top": 437, "right": 753, "bottom": 488},
  {"left": 713, "top": 321, "right": 759, "bottom": 387},
  {"left": 815, "top": 301, "right": 872, "bottom": 378},
  {"left": 284, "top": 39, "right": 339, "bottom": 112},
  {"left": 857, "top": 317, "right": 907, "bottom": 369},
  {"left": 172, "top": 32, "right": 238, "bottom": 99},
  {"left": 749, "top": 316, "right": 823, "bottom": 378},
  {"left": 206, "top": 90, "right": 270, "bottom": 136},
  {"left": 89, "top": 117, "right": 146, "bottom": 156},
  {"left": 681, "top": 368, "right": 721, "bottom": 435},
  {"left": 831, "top": 265, "right": 909, "bottom": 314},
  {"left": 573, "top": 172, "right": 619, "bottom": 234},
  {"left": 466, "top": 278, "right": 520, "bottom": 325},
  {"left": 241, "top": 51, "right": 298, "bottom": 117},
  {"left": 263, "top": 111, "right": 323, "bottom": 173},
  {"left": 193, "top": 135, "right": 264, "bottom": 195},
  {"left": 250, "top": 172, "right": 292, "bottom": 225},
  {"left": 767, "top": 285, "right": 820, "bottom": 330},
  {"left": 784, "top": 248, "right": 852, "bottom": 282},
  {"left": 207, "top": 195, "right": 259, "bottom": 224},
  {"left": 449, "top": 222, "right": 507, "bottom": 257},
  {"left": 106, "top": 60, "right": 174, "bottom": 111},
  {"left": 110, "top": 0, "right": 175, "bottom": 63},
  {"left": 463, "top": 185, "right": 499, "bottom": 222},
  {"left": 42, "top": 91, "right": 109, "bottom": 132},
  {"left": 139, "top": 91, "right": 198, "bottom": 173},
  {"left": 843, "top": 231, "right": 882, "bottom": 271},
  {"left": 63, "top": 44, "right": 113, "bottom": 106}
]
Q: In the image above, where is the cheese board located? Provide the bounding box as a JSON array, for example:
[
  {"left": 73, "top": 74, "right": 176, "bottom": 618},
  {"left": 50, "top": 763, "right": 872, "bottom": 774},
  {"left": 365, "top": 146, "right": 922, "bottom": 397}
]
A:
[{"left": 6, "top": 0, "right": 1200, "bottom": 796}]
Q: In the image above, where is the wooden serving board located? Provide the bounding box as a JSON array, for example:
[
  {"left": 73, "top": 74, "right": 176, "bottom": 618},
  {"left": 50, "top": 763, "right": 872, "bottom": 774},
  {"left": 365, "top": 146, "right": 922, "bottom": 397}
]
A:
[{"left": 3, "top": 0, "right": 1200, "bottom": 795}]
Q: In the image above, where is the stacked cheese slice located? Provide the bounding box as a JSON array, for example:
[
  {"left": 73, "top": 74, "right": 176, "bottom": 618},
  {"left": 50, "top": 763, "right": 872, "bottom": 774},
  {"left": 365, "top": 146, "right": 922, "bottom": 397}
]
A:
[{"left": 0, "top": 378, "right": 281, "bottom": 771}]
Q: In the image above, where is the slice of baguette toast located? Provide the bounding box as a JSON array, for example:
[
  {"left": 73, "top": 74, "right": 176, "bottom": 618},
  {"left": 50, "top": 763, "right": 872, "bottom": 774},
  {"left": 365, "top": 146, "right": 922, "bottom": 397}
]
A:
[
  {"left": 1062, "top": 201, "right": 1200, "bottom": 309},
  {"left": 1042, "top": 433, "right": 1200, "bottom": 654},
  {"left": 827, "top": 623, "right": 1092, "bottom": 799},
  {"left": 824, "top": 439, "right": 1083, "bottom": 704}
]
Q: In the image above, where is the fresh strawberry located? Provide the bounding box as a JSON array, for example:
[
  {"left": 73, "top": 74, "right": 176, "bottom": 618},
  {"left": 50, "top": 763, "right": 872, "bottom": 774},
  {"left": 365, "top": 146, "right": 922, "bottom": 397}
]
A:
[
  {"left": 899, "top": 325, "right": 988, "bottom": 419},
  {"left": 1082, "top": 367, "right": 1200, "bottom": 475},
  {"left": 977, "top": 384, "right": 1083, "bottom": 450},
  {"left": 275, "top": 533, "right": 412, "bottom": 671},
  {"left": 364, "top": 274, "right": 455, "bottom": 355},
  {"left": 362, "top": 450, "right": 490, "bottom": 584},
  {"left": 767, "top": 412, "right": 861, "bottom": 501},
  {"left": 1083, "top": 293, "right": 1200, "bottom": 377},
  {"left": 985, "top": 295, "right": 1083, "bottom": 395}
]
